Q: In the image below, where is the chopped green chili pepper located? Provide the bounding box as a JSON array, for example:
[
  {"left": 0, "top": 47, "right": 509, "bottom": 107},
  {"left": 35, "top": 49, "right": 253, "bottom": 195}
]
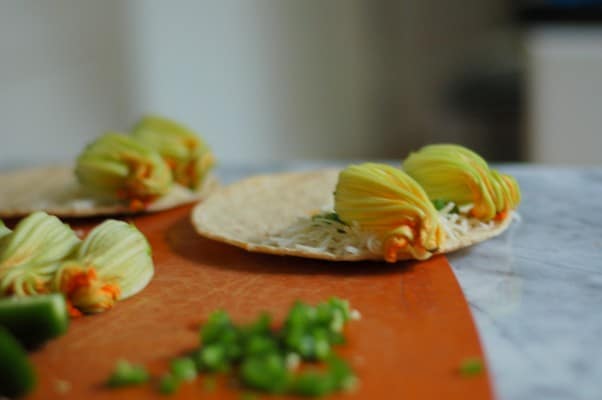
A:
[
  {"left": 0, "top": 326, "right": 36, "bottom": 398},
  {"left": 289, "top": 356, "right": 356, "bottom": 396},
  {"left": 459, "top": 357, "right": 484, "bottom": 377},
  {"left": 106, "top": 297, "right": 358, "bottom": 397},
  {"left": 158, "top": 373, "right": 180, "bottom": 395},
  {"left": 432, "top": 199, "right": 460, "bottom": 213},
  {"left": 291, "top": 371, "right": 334, "bottom": 397},
  {"left": 240, "top": 312, "right": 271, "bottom": 337},
  {"left": 200, "top": 310, "right": 232, "bottom": 344},
  {"left": 240, "top": 353, "right": 290, "bottom": 393},
  {"left": 0, "top": 294, "right": 69, "bottom": 348},
  {"left": 311, "top": 212, "right": 345, "bottom": 225},
  {"left": 282, "top": 298, "right": 355, "bottom": 360},
  {"left": 433, "top": 199, "right": 447, "bottom": 210},
  {"left": 194, "top": 344, "right": 228, "bottom": 372},
  {"left": 106, "top": 360, "right": 149, "bottom": 387},
  {"left": 170, "top": 357, "right": 197, "bottom": 382},
  {"left": 244, "top": 334, "right": 278, "bottom": 357},
  {"left": 327, "top": 356, "right": 357, "bottom": 391}
]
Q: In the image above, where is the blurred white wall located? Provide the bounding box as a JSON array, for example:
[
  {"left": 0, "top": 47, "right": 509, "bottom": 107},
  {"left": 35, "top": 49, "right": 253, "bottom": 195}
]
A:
[
  {"left": 0, "top": 0, "right": 383, "bottom": 167},
  {"left": 0, "top": 0, "right": 515, "bottom": 168},
  {"left": 124, "top": 0, "right": 390, "bottom": 163},
  {"left": 0, "top": 1, "right": 131, "bottom": 168}
]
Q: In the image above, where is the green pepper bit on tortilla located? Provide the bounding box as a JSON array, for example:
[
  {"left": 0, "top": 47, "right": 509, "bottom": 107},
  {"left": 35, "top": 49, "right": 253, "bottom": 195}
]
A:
[
  {"left": 0, "top": 212, "right": 80, "bottom": 296},
  {"left": 402, "top": 144, "right": 521, "bottom": 221},
  {"left": 53, "top": 220, "right": 154, "bottom": 316},
  {"left": 334, "top": 163, "right": 444, "bottom": 262},
  {"left": 132, "top": 115, "right": 215, "bottom": 190},
  {"left": 75, "top": 133, "right": 173, "bottom": 210}
]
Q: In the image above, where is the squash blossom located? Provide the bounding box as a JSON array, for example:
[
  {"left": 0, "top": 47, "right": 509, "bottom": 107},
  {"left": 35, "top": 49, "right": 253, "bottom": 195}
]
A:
[
  {"left": 334, "top": 163, "right": 444, "bottom": 262},
  {"left": 75, "top": 133, "right": 173, "bottom": 209},
  {"left": 402, "top": 144, "right": 521, "bottom": 221},
  {"left": 0, "top": 212, "right": 80, "bottom": 296},
  {"left": 54, "top": 220, "right": 154, "bottom": 315},
  {"left": 132, "top": 115, "right": 215, "bottom": 190}
]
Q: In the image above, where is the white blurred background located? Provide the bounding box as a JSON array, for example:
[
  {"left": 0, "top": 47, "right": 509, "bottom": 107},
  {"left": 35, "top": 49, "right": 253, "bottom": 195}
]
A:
[{"left": 0, "top": 0, "right": 600, "bottom": 169}]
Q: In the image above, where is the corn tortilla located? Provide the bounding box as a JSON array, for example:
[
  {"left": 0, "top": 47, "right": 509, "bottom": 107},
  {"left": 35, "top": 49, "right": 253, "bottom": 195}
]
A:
[
  {"left": 0, "top": 165, "right": 218, "bottom": 218},
  {"left": 191, "top": 169, "right": 514, "bottom": 262}
]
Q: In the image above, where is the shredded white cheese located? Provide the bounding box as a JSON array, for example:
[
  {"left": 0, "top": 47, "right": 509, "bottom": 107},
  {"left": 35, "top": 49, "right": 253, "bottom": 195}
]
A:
[
  {"left": 437, "top": 202, "right": 496, "bottom": 243},
  {"left": 260, "top": 202, "right": 502, "bottom": 258},
  {"left": 260, "top": 213, "right": 382, "bottom": 257}
]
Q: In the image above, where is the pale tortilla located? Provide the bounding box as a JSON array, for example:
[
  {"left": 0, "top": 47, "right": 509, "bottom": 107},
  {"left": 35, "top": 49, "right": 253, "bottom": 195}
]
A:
[
  {"left": 191, "top": 169, "right": 515, "bottom": 262},
  {"left": 0, "top": 165, "right": 218, "bottom": 218}
]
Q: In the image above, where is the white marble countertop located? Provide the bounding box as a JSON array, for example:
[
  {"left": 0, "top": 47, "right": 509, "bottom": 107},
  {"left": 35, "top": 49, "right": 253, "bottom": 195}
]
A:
[
  {"left": 216, "top": 162, "right": 602, "bottom": 400},
  {"left": 449, "top": 165, "right": 602, "bottom": 400}
]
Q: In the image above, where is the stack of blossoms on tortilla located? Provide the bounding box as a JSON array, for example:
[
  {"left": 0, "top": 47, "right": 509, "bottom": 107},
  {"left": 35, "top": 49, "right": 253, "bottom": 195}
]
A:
[
  {"left": 0, "top": 115, "right": 217, "bottom": 218},
  {"left": 192, "top": 144, "right": 520, "bottom": 262}
]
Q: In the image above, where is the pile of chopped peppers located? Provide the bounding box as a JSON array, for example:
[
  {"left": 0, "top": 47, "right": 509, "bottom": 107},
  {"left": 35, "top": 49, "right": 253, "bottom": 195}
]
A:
[{"left": 106, "top": 297, "right": 359, "bottom": 397}]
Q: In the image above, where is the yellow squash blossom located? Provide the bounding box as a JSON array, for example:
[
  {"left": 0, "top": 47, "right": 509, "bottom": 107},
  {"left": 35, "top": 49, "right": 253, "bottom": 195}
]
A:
[
  {"left": 75, "top": 133, "right": 173, "bottom": 210},
  {"left": 334, "top": 163, "right": 444, "bottom": 262},
  {"left": 54, "top": 220, "right": 154, "bottom": 315},
  {"left": 0, "top": 212, "right": 80, "bottom": 296},
  {"left": 132, "top": 115, "right": 215, "bottom": 190},
  {"left": 402, "top": 144, "right": 520, "bottom": 221}
]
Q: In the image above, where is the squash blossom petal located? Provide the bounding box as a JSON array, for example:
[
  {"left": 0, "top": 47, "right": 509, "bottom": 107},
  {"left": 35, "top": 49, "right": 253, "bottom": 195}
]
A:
[
  {"left": 75, "top": 133, "right": 173, "bottom": 208},
  {"left": 54, "top": 220, "right": 154, "bottom": 314},
  {"left": 494, "top": 171, "right": 521, "bottom": 215},
  {"left": 402, "top": 144, "right": 521, "bottom": 221},
  {"left": 0, "top": 212, "right": 80, "bottom": 296},
  {"left": 132, "top": 115, "right": 215, "bottom": 190},
  {"left": 334, "top": 163, "right": 444, "bottom": 262},
  {"left": 0, "top": 220, "right": 10, "bottom": 240}
]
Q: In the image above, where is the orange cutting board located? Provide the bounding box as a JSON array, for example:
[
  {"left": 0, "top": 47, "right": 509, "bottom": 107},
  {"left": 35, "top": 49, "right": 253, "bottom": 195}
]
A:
[{"left": 24, "top": 205, "right": 493, "bottom": 400}]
